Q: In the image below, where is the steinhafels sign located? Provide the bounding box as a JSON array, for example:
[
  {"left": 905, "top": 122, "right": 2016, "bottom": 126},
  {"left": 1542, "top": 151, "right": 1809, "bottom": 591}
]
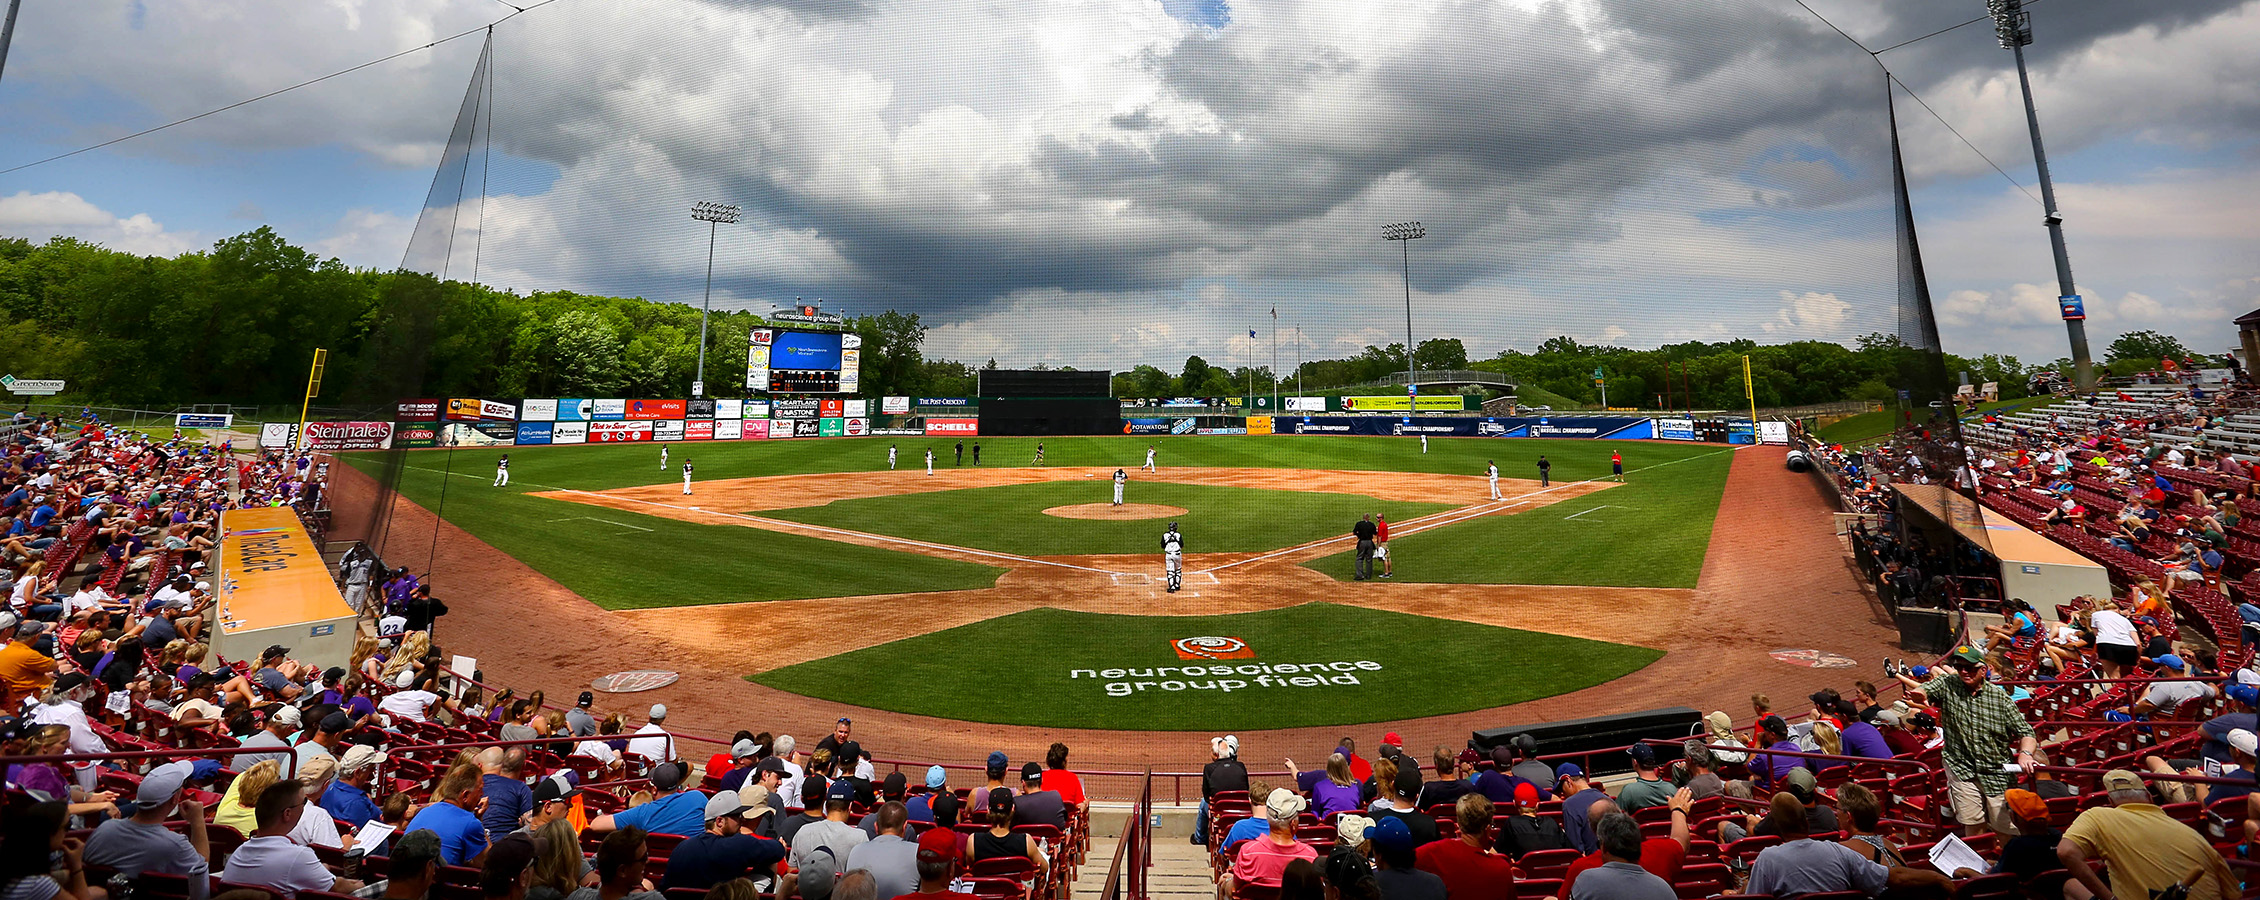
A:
[{"left": 300, "top": 421, "right": 395, "bottom": 451}]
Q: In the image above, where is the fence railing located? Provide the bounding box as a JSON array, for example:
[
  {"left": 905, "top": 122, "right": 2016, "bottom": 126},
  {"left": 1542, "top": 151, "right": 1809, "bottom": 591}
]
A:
[{"left": 1100, "top": 771, "right": 1153, "bottom": 900}]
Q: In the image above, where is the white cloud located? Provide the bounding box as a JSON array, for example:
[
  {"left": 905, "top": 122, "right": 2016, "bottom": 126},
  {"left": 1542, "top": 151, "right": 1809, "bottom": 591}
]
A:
[
  {"left": 310, "top": 209, "right": 418, "bottom": 269},
  {"left": 0, "top": 191, "right": 201, "bottom": 257}
]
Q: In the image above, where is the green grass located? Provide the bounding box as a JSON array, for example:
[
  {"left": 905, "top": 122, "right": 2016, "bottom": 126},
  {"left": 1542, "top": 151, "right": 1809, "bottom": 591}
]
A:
[
  {"left": 1815, "top": 397, "right": 2052, "bottom": 446},
  {"left": 766, "top": 480, "right": 1453, "bottom": 556},
  {"left": 346, "top": 457, "right": 1004, "bottom": 609},
  {"left": 1307, "top": 444, "right": 1734, "bottom": 588},
  {"left": 1513, "top": 384, "right": 1585, "bottom": 410},
  {"left": 749, "top": 603, "right": 1663, "bottom": 730}
]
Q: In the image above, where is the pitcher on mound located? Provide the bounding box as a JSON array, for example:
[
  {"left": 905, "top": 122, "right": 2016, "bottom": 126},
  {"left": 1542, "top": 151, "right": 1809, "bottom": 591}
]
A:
[{"left": 1162, "top": 522, "right": 1184, "bottom": 593}]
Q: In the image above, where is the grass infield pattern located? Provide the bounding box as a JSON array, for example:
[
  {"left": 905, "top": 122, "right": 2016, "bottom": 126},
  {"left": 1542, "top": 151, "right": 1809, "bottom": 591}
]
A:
[
  {"left": 765, "top": 480, "right": 1454, "bottom": 556},
  {"left": 748, "top": 603, "right": 1665, "bottom": 731}
]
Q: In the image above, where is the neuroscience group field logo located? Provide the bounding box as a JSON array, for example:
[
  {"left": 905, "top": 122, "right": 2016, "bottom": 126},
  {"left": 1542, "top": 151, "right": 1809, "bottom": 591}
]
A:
[{"left": 1175, "top": 636, "right": 1255, "bottom": 660}]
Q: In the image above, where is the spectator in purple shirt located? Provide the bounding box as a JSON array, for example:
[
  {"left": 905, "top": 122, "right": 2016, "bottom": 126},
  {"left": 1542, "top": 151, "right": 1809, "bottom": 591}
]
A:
[
  {"left": 1752, "top": 716, "right": 1803, "bottom": 790},
  {"left": 1835, "top": 702, "right": 1895, "bottom": 759}
]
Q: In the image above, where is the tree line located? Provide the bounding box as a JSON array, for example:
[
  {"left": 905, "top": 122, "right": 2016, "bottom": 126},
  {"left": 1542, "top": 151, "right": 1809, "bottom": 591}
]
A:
[{"left": 0, "top": 229, "right": 2200, "bottom": 411}]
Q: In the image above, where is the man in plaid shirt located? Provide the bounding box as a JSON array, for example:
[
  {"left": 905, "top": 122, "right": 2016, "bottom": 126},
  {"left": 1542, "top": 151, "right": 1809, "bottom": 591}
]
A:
[{"left": 1894, "top": 645, "right": 2037, "bottom": 836}]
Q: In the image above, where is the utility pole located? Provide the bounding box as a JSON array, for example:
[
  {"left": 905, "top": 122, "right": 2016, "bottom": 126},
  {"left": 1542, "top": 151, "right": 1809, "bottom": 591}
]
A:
[
  {"left": 1986, "top": 0, "right": 2093, "bottom": 392},
  {"left": 1382, "top": 221, "right": 1425, "bottom": 404},
  {"left": 0, "top": 0, "right": 22, "bottom": 86},
  {"left": 690, "top": 201, "right": 741, "bottom": 397}
]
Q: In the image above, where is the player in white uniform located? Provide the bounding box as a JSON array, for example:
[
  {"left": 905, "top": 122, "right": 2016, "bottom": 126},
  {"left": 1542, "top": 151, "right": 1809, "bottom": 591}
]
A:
[
  {"left": 660, "top": 446, "right": 669, "bottom": 470},
  {"left": 1142, "top": 445, "right": 1157, "bottom": 472},
  {"left": 1161, "top": 522, "right": 1184, "bottom": 593},
  {"left": 1421, "top": 434, "right": 1428, "bottom": 454},
  {"left": 1486, "top": 460, "right": 1502, "bottom": 500},
  {"left": 1113, "top": 468, "right": 1127, "bottom": 506},
  {"left": 681, "top": 461, "right": 694, "bottom": 495},
  {"left": 889, "top": 444, "right": 898, "bottom": 470},
  {"left": 493, "top": 454, "right": 509, "bottom": 487},
  {"left": 925, "top": 448, "right": 934, "bottom": 475}
]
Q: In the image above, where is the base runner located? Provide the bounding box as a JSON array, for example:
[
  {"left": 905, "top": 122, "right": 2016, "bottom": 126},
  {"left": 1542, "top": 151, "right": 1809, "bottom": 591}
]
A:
[
  {"left": 1113, "top": 468, "right": 1127, "bottom": 506},
  {"left": 1162, "top": 522, "right": 1184, "bottom": 593}
]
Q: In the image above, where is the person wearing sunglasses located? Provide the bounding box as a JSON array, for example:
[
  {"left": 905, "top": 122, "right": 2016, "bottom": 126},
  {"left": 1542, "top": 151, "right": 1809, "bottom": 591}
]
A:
[{"left": 1893, "top": 645, "right": 2037, "bottom": 838}]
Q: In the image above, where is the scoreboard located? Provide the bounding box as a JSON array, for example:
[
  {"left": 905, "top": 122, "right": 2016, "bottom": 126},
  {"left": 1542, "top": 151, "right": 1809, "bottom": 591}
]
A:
[{"left": 747, "top": 328, "right": 860, "bottom": 394}]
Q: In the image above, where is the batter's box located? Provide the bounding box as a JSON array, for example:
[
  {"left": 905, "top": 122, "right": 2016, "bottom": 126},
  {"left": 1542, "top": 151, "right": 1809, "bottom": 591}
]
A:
[{"left": 1110, "top": 573, "right": 1152, "bottom": 586}]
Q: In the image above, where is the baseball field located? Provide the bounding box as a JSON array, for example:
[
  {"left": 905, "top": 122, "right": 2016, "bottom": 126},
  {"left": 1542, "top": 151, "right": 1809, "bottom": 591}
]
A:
[{"left": 343, "top": 434, "right": 1804, "bottom": 734}]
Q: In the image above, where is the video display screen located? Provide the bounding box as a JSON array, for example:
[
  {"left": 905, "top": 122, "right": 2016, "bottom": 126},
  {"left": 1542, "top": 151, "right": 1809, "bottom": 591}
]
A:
[{"left": 771, "top": 330, "right": 843, "bottom": 371}]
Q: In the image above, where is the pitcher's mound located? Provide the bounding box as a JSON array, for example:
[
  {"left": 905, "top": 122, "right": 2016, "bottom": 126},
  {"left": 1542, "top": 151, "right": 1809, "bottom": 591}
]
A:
[{"left": 1042, "top": 503, "right": 1189, "bottom": 520}]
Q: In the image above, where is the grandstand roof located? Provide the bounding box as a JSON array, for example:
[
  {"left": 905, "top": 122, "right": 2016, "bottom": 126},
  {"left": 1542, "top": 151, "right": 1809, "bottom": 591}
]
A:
[{"left": 1892, "top": 482, "right": 2100, "bottom": 571}]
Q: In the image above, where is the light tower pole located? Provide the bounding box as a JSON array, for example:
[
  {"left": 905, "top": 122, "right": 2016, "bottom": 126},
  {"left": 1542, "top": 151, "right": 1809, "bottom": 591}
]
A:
[
  {"left": 1382, "top": 221, "right": 1426, "bottom": 397},
  {"left": 690, "top": 201, "right": 741, "bottom": 397},
  {"left": 1986, "top": 0, "right": 2092, "bottom": 392}
]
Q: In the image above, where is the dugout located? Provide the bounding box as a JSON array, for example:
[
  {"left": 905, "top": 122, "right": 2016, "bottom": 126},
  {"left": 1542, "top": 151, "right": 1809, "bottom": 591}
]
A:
[
  {"left": 978, "top": 369, "right": 1118, "bottom": 435},
  {"left": 210, "top": 507, "right": 358, "bottom": 672},
  {"left": 1892, "top": 483, "right": 2110, "bottom": 610}
]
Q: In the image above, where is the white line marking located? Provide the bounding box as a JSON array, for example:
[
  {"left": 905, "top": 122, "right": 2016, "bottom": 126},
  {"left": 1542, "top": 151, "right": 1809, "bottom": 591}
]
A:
[
  {"left": 1562, "top": 505, "right": 1615, "bottom": 521},
  {"left": 545, "top": 516, "right": 655, "bottom": 533}
]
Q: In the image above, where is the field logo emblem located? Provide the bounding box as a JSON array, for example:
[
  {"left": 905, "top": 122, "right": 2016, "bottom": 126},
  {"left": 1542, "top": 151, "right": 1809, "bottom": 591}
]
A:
[{"left": 1174, "top": 636, "right": 1254, "bottom": 660}]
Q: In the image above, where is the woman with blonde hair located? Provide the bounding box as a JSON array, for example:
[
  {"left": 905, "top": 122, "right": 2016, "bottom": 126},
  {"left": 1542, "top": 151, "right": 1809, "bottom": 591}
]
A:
[
  {"left": 524, "top": 818, "right": 588, "bottom": 900},
  {"left": 1807, "top": 721, "right": 1848, "bottom": 771},
  {"left": 212, "top": 759, "right": 282, "bottom": 833},
  {"left": 383, "top": 632, "right": 430, "bottom": 684}
]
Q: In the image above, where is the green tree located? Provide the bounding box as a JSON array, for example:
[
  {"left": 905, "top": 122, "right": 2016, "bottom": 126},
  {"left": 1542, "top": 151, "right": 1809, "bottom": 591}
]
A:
[{"left": 2104, "top": 330, "right": 2192, "bottom": 365}]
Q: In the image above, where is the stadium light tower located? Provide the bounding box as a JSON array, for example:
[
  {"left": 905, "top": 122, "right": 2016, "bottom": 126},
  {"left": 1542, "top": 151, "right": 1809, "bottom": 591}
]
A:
[
  {"left": 1382, "top": 221, "right": 1425, "bottom": 394},
  {"left": 690, "top": 200, "right": 741, "bottom": 397},
  {"left": 1986, "top": 0, "right": 2092, "bottom": 392}
]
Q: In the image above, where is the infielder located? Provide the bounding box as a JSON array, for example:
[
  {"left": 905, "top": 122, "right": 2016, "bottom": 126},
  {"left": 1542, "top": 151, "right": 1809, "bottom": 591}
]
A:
[
  {"left": 1486, "top": 460, "right": 1502, "bottom": 500},
  {"left": 888, "top": 444, "right": 898, "bottom": 470},
  {"left": 660, "top": 446, "right": 668, "bottom": 470},
  {"left": 1142, "top": 445, "right": 1157, "bottom": 472},
  {"left": 493, "top": 454, "right": 509, "bottom": 487},
  {"left": 1112, "top": 468, "right": 1127, "bottom": 506},
  {"left": 1421, "top": 434, "right": 1428, "bottom": 454},
  {"left": 1162, "top": 522, "right": 1184, "bottom": 593},
  {"left": 925, "top": 448, "right": 935, "bottom": 475},
  {"left": 681, "top": 461, "right": 694, "bottom": 495}
]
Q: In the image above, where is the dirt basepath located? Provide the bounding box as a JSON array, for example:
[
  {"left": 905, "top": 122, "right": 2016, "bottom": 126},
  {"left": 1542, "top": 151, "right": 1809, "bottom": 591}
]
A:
[{"left": 332, "top": 445, "right": 1899, "bottom": 796}]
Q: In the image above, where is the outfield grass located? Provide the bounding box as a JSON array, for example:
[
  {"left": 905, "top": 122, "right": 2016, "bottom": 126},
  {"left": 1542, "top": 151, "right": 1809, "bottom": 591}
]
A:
[
  {"left": 766, "top": 480, "right": 1453, "bottom": 556},
  {"left": 1307, "top": 444, "right": 1734, "bottom": 588},
  {"left": 750, "top": 602, "right": 1663, "bottom": 730},
  {"left": 346, "top": 457, "right": 1003, "bottom": 609}
]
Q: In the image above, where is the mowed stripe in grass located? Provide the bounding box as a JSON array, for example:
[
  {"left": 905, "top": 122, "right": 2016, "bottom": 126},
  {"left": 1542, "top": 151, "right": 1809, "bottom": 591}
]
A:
[
  {"left": 349, "top": 458, "right": 1002, "bottom": 609},
  {"left": 750, "top": 603, "right": 1664, "bottom": 731},
  {"left": 764, "top": 480, "right": 1455, "bottom": 557},
  {"left": 1308, "top": 447, "right": 1733, "bottom": 588}
]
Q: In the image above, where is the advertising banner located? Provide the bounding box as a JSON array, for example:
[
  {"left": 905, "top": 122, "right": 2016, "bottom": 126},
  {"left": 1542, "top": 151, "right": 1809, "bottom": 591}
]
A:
[
  {"left": 552, "top": 399, "right": 591, "bottom": 421},
  {"left": 1123, "top": 418, "right": 1173, "bottom": 435},
  {"left": 627, "top": 399, "right": 686, "bottom": 420},
  {"left": 839, "top": 348, "right": 861, "bottom": 393},
  {"left": 477, "top": 400, "right": 516, "bottom": 420},
  {"left": 440, "top": 422, "right": 517, "bottom": 446},
  {"left": 396, "top": 399, "right": 441, "bottom": 421},
  {"left": 686, "top": 399, "right": 716, "bottom": 420},
  {"left": 592, "top": 399, "right": 627, "bottom": 420},
  {"left": 1197, "top": 427, "right": 1249, "bottom": 435},
  {"left": 1729, "top": 422, "right": 1756, "bottom": 445},
  {"left": 818, "top": 417, "right": 845, "bottom": 437},
  {"left": 520, "top": 399, "right": 558, "bottom": 422},
  {"left": 925, "top": 417, "right": 979, "bottom": 436},
  {"left": 393, "top": 423, "right": 439, "bottom": 449},
  {"left": 745, "top": 341, "right": 771, "bottom": 391},
  {"left": 1240, "top": 396, "right": 1279, "bottom": 412},
  {"left": 445, "top": 398, "right": 485, "bottom": 420},
  {"left": 552, "top": 421, "right": 588, "bottom": 445},
  {"left": 743, "top": 400, "right": 771, "bottom": 419},
  {"left": 819, "top": 399, "right": 845, "bottom": 418},
  {"left": 795, "top": 419, "right": 822, "bottom": 437},
  {"left": 1526, "top": 417, "right": 1653, "bottom": 440},
  {"left": 714, "top": 420, "right": 741, "bottom": 440},
  {"left": 259, "top": 422, "right": 295, "bottom": 449},
  {"left": 515, "top": 422, "right": 554, "bottom": 445},
  {"left": 653, "top": 420, "right": 687, "bottom": 441},
  {"left": 882, "top": 396, "right": 912, "bottom": 414},
  {"left": 844, "top": 399, "right": 867, "bottom": 418},
  {"left": 1657, "top": 418, "right": 1697, "bottom": 441},
  {"left": 300, "top": 421, "right": 395, "bottom": 451},
  {"left": 916, "top": 397, "right": 972, "bottom": 408},
  {"left": 1248, "top": 416, "right": 1274, "bottom": 436},
  {"left": 1171, "top": 418, "right": 1198, "bottom": 434},
  {"left": 773, "top": 398, "right": 820, "bottom": 419},
  {"left": 845, "top": 417, "right": 869, "bottom": 436},
  {"left": 1338, "top": 395, "right": 1469, "bottom": 412},
  {"left": 176, "top": 413, "right": 233, "bottom": 429},
  {"left": 589, "top": 421, "right": 654, "bottom": 443},
  {"left": 715, "top": 399, "right": 743, "bottom": 420},
  {"left": 1758, "top": 421, "right": 1790, "bottom": 445},
  {"left": 686, "top": 420, "right": 715, "bottom": 440},
  {"left": 739, "top": 419, "right": 768, "bottom": 440},
  {"left": 1283, "top": 397, "right": 1326, "bottom": 412}
]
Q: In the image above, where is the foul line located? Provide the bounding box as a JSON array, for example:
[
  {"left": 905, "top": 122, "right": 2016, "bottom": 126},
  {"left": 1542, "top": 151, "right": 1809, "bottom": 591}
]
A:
[{"left": 1563, "top": 505, "right": 1616, "bottom": 521}]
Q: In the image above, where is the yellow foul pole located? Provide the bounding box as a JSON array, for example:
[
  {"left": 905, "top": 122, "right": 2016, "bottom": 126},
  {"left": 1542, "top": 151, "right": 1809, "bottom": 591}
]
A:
[{"left": 294, "top": 348, "right": 328, "bottom": 452}]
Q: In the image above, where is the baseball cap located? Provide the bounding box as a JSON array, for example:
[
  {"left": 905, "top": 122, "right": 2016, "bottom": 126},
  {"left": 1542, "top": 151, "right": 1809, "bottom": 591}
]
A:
[
  {"left": 986, "top": 751, "right": 1008, "bottom": 771},
  {"left": 1910, "top": 665, "right": 1932, "bottom": 679},
  {"left": 1370, "top": 816, "right": 1415, "bottom": 851},
  {"left": 577, "top": 691, "right": 594, "bottom": 708},
  {"left": 1782, "top": 767, "right": 1818, "bottom": 799},
  {"left": 705, "top": 790, "right": 753, "bottom": 822},
  {"left": 1021, "top": 761, "right": 1044, "bottom": 782},
  {"left": 15, "top": 620, "right": 45, "bottom": 638},
  {"left": 262, "top": 644, "right": 290, "bottom": 659},
  {"left": 926, "top": 765, "right": 948, "bottom": 789},
  {"left": 136, "top": 761, "right": 194, "bottom": 805},
  {"left": 481, "top": 834, "right": 538, "bottom": 895},
  {"left": 2153, "top": 654, "right": 2186, "bottom": 672},
  {"left": 838, "top": 741, "right": 864, "bottom": 762},
  {"left": 1393, "top": 763, "right": 1422, "bottom": 798},
  {"left": 0, "top": 610, "right": 20, "bottom": 633},
  {"left": 1381, "top": 732, "right": 1402, "bottom": 747},
  {"left": 1455, "top": 748, "right": 1481, "bottom": 767},
  {"left": 340, "top": 745, "right": 388, "bottom": 774},
  {"left": 738, "top": 785, "right": 775, "bottom": 820},
  {"left": 194, "top": 581, "right": 210, "bottom": 591},
  {"left": 1513, "top": 781, "right": 1540, "bottom": 807},
  {"left": 882, "top": 772, "right": 907, "bottom": 798},
  {"left": 269, "top": 704, "right": 302, "bottom": 728},
  {"left": 1554, "top": 763, "right": 1584, "bottom": 783},
  {"left": 2229, "top": 684, "right": 2260, "bottom": 707},
  {"left": 1626, "top": 743, "right": 1657, "bottom": 767},
  {"left": 532, "top": 774, "right": 580, "bottom": 804},
  {"left": 1949, "top": 646, "right": 1986, "bottom": 667},
  {"left": 1335, "top": 814, "right": 1375, "bottom": 846},
  {"left": 756, "top": 757, "right": 790, "bottom": 777},
  {"left": 732, "top": 739, "right": 761, "bottom": 759},
  {"left": 2136, "top": 616, "right": 2158, "bottom": 627},
  {"left": 2230, "top": 730, "right": 2260, "bottom": 758},
  {"left": 649, "top": 761, "right": 688, "bottom": 791},
  {"left": 1212, "top": 735, "right": 1238, "bottom": 756},
  {"left": 826, "top": 779, "right": 856, "bottom": 803},
  {"left": 188, "top": 759, "right": 224, "bottom": 782},
  {"left": 2002, "top": 789, "right": 2048, "bottom": 823},
  {"left": 2100, "top": 769, "right": 2145, "bottom": 792},
  {"left": 319, "top": 712, "right": 352, "bottom": 735},
  {"left": 649, "top": 704, "right": 667, "bottom": 719},
  {"left": 1264, "top": 787, "right": 1308, "bottom": 821},
  {"left": 917, "top": 825, "right": 961, "bottom": 863},
  {"left": 801, "top": 775, "right": 830, "bottom": 803},
  {"left": 1489, "top": 745, "right": 1515, "bottom": 768},
  {"left": 393, "top": 830, "right": 445, "bottom": 870},
  {"left": 1873, "top": 709, "right": 1903, "bottom": 726}
]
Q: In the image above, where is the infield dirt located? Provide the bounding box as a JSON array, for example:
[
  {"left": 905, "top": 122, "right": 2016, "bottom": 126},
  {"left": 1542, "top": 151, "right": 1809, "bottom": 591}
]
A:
[{"left": 333, "top": 444, "right": 1898, "bottom": 793}]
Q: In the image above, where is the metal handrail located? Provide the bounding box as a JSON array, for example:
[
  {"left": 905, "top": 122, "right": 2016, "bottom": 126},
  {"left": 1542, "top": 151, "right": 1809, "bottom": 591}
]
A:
[{"left": 1097, "top": 770, "right": 1153, "bottom": 900}]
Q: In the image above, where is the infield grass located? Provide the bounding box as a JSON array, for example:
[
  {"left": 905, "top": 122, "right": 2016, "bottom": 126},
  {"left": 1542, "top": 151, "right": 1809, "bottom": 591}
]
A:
[
  {"left": 749, "top": 602, "right": 1664, "bottom": 730},
  {"left": 765, "top": 480, "right": 1454, "bottom": 556}
]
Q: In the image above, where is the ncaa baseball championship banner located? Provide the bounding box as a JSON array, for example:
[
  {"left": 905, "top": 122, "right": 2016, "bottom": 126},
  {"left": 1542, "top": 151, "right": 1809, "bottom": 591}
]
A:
[
  {"left": 300, "top": 421, "right": 395, "bottom": 450},
  {"left": 1273, "top": 416, "right": 1654, "bottom": 439},
  {"left": 515, "top": 422, "right": 555, "bottom": 445},
  {"left": 395, "top": 399, "right": 441, "bottom": 421}
]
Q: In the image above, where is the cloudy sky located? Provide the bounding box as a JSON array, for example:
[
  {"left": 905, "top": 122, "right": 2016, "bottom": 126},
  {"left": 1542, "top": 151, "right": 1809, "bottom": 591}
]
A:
[{"left": 2, "top": 0, "right": 2255, "bottom": 371}]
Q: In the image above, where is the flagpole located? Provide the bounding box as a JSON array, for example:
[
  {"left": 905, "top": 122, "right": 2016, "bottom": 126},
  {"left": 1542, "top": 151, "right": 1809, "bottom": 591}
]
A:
[{"left": 1270, "top": 307, "right": 1278, "bottom": 413}]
